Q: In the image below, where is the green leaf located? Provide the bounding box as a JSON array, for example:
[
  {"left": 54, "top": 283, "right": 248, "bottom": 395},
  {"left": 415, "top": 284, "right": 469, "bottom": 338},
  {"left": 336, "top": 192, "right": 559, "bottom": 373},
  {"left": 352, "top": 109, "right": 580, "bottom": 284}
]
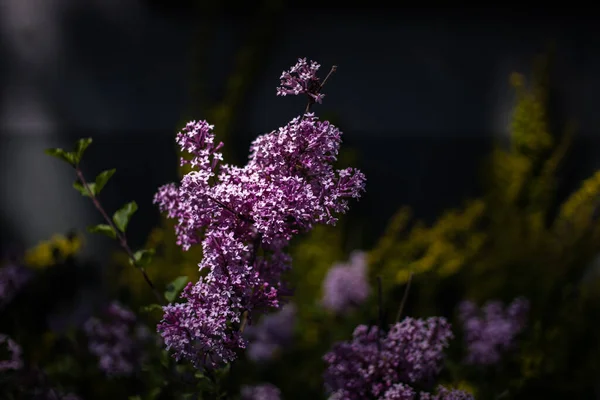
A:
[
  {"left": 72, "top": 169, "right": 115, "bottom": 197},
  {"left": 164, "top": 276, "right": 189, "bottom": 302},
  {"left": 94, "top": 169, "right": 116, "bottom": 194},
  {"left": 87, "top": 224, "right": 116, "bottom": 239},
  {"left": 45, "top": 148, "right": 76, "bottom": 166},
  {"left": 73, "top": 181, "right": 95, "bottom": 197},
  {"left": 140, "top": 304, "right": 163, "bottom": 314},
  {"left": 131, "top": 249, "right": 155, "bottom": 267},
  {"left": 75, "top": 138, "right": 92, "bottom": 164},
  {"left": 113, "top": 201, "right": 138, "bottom": 232}
]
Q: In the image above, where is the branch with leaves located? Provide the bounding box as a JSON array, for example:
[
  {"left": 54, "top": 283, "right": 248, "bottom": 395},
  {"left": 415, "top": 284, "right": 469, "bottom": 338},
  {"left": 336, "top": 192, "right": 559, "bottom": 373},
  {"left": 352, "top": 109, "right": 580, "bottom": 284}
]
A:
[{"left": 44, "top": 139, "right": 176, "bottom": 305}]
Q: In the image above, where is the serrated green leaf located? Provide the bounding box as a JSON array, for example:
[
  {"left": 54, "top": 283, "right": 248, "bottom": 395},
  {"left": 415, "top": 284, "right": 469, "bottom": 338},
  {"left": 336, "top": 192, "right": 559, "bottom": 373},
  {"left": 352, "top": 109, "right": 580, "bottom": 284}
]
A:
[
  {"left": 140, "top": 304, "right": 163, "bottom": 314},
  {"left": 131, "top": 248, "right": 155, "bottom": 267},
  {"left": 94, "top": 169, "right": 116, "bottom": 194},
  {"left": 75, "top": 138, "right": 92, "bottom": 164},
  {"left": 113, "top": 201, "right": 138, "bottom": 232},
  {"left": 164, "top": 276, "right": 189, "bottom": 302},
  {"left": 87, "top": 224, "right": 116, "bottom": 239},
  {"left": 45, "top": 148, "right": 76, "bottom": 166},
  {"left": 73, "top": 181, "right": 95, "bottom": 197}
]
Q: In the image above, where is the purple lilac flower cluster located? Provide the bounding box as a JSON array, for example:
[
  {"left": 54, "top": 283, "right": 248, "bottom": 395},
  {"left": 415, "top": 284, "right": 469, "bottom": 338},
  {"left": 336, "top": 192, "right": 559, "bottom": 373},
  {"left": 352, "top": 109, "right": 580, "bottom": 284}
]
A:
[
  {"left": 240, "top": 383, "right": 282, "bottom": 400},
  {"left": 323, "top": 317, "right": 473, "bottom": 400},
  {"left": 244, "top": 304, "right": 296, "bottom": 362},
  {"left": 458, "top": 297, "right": 529, "bottom": 366},
  {"left": 276, "top": 57, "right": 325, "bottom": 104},
  {"left": 155, "top": 59, "right": 366, "bottom": 368},
  {"left": 83, "top": 301, "right": 148, "bottom": 376},
  {"left": 0, "top": 263, "right": 32, "bottom": 308},
  {"left": 0, "top": 333, "right": 23, "bottom": 371},
  {"left": 322, "top": 251, "right": 370, "bottom": 314}
]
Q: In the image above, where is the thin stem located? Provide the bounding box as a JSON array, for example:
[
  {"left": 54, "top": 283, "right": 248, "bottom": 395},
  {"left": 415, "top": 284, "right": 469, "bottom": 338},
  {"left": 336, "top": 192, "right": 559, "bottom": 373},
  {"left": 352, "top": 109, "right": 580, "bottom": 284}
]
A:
[
  {"left": 377, "top": 275, "right": 384, "bottom": 330},
  {"left": 239, "top": 310, "right": 249, "bottom": 333},
  {"left": 304, "top": 65, "right": 338, "bottom": 115},
  {"left": 376, "top": 275, "right": 384, "bottom": 353},
  {"left": 75, "top": 168, "right": 164, "bottom": 304},
  {"left": 395, "top": 272, "right": 414, "bottom": 323},
  {"left": 320, "top": 65, "right": 338, "bottom": 89}
]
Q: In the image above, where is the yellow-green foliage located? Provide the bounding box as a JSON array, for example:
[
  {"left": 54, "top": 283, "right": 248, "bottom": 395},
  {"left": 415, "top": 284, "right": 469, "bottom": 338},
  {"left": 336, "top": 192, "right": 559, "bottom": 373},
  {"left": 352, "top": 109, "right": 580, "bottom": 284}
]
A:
[
  {"left": 24, "top": 234, "right": 83, "bottom": 269},
  {"left": 369, "top": 201, "right": 486, "bottom": 286}
]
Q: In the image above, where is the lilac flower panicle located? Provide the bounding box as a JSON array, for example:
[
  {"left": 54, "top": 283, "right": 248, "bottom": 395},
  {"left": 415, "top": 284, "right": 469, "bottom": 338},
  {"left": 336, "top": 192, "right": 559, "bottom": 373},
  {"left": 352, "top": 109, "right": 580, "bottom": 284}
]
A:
[
  {"left": 277, "top": 57, "right": 325, "bottom": 103},
  {"left": 322, "top": 251, "right": 370, "bottom": 314},
  {"left": 241, "top": 383, "right": 282, "bottom": 400},
  {"left": 0, "top": 334, "right": 23, "bottom": 371},
  {"left": 323, "top": 317, "right": 453, "bottom": 400},
  {"left": 245, "top": 304, "right": 296, "bottom": 362},
  {"left": 155, "top": 58, "right": 365, "bottom": 368},
  {"left": 83, "top": 301, "right": 148, "bottom": 376},
  {"left": 458, "top": 297, "right": 529, "bottom": 366},
  {"left": 0, "top": 264, "right": 32, "bottom": 308}
]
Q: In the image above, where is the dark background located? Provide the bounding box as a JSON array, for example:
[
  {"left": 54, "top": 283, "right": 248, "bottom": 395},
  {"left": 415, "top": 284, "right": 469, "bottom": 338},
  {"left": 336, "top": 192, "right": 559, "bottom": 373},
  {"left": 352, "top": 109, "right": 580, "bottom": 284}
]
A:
[{"left": 1, "top": 1, "right": 599, "bottom": 261}]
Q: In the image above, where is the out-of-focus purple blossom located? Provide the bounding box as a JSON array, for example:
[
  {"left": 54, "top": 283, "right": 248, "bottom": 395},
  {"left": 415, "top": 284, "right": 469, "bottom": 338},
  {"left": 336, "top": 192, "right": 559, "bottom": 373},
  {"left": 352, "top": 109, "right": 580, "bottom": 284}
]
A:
[
  {"left": 0, "top": 264, "right": 32, "bottom": 308},
  {"left": 155, "top": 60, "right": 365, "bottom": 368},
  {"left": 323, "top": 317, "right": 453, "bottom": 400},
  {"left": 83, "top": 301, "right": 149, "bottom": 377},
  {"left": 245, "top": 304, "right": 296, "bottom": 362},
  {"left": 458, "top": 297, "right": 529, "bottom": 366},
  {"left": 379, "top": 383, "right": 416, "bottom": 400},
  {"left": 322, "top": 251, "right": 370, "bottom": 314},
  {"left": 377, "top": 384, "right": 474, "bottom": 400},
  {"left": 241, "top": 383, "right": 282, "bottom": 400},
  {"left": 276, "top": 57, "right": 325, "bottom": 104},
  {"left": 420, "top": 386, "right": 474, "bottom": 400},
  {"left": 0, "top": 334, "right": 23, "bottom": 371}
]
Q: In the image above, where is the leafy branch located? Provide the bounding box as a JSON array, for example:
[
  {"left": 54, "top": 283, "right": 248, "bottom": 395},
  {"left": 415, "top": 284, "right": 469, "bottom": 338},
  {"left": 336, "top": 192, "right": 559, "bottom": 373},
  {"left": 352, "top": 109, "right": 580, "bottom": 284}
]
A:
[{"left": 45, "top": 138, "right": 164, "bottom": 304}]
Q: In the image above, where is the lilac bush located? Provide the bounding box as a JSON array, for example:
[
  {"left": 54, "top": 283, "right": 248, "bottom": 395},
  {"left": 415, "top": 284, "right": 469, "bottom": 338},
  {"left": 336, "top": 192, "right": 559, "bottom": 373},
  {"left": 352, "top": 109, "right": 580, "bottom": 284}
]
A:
[
  {"left": 83, "top": 301, "right": 149, "bottom": 377},
  {"left": 458, "top": 297, "right": 529, "bottom": 366},
  {"left": 322, "top": 251, "right": 370, "bottom": 314},
  {"left": 323, "top": 317, "right": 473, "bottom": 400},
  {"left": 154, "top": 58, "right": 366, "bottom": 368},
  {"left": 244, "top": 304, "right": 296, "bottom": 363}
]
